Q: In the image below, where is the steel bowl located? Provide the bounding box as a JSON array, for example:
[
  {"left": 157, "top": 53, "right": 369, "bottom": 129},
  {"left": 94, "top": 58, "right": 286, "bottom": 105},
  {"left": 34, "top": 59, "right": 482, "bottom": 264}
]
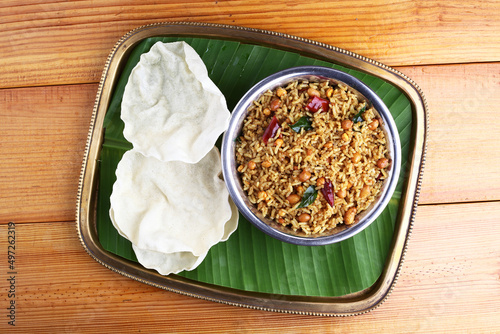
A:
[{"left": 221, "top": 66, "right": 401, "bottom": 246}]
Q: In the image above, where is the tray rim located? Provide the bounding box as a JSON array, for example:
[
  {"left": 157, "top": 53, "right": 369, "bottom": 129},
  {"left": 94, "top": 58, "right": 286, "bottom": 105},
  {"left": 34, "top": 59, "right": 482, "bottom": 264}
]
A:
[{"left": 75, "top": 21, "right": 428, "bottom": 316}]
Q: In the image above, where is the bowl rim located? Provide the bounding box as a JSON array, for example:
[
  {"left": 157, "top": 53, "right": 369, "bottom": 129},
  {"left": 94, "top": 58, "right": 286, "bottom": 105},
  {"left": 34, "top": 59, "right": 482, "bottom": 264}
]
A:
[{"left": 221, "top": 65, "right": 401, "bottom": 246}]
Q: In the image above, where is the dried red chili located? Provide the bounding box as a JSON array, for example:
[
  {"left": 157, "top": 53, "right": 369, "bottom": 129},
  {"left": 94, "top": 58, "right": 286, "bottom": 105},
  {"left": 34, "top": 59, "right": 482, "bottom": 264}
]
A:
[
  {"left": 305, "top": 96, "right": 329, "bottom": 113},
  {"left": 262, "top": 115, "right": 281, "bottom": 144},
  {"left": 320, "top": 179, "right": 335, "bottom": 207}
]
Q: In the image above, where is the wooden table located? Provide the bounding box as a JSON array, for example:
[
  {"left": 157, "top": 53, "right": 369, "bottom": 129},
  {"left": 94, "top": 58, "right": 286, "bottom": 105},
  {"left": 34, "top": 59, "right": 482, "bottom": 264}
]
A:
[{"left": 1, "top": 1, "right": 499, "bottom": 332}]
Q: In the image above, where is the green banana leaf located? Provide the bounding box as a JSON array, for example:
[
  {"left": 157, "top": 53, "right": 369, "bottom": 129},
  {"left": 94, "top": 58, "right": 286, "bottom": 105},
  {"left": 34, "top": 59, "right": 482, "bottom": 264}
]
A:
[{"left": 96, "top": 37, "right": 412, "bottom": 297}]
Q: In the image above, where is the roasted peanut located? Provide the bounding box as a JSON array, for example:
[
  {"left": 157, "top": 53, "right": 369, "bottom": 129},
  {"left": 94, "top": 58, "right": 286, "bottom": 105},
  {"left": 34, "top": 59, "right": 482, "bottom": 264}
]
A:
[
  {"left": 287, "top": 193, "right": 301, "bottom": 205},
  {"left": 336, "top": 188, "right": 347, "bottom": 199},
  {"left": 368, "top": 119, "right": 379, "bottom": 130},
  {"left": 261, "top": 160, "right": 272, "bottom": 168},
  {"left": 275, "top": 138, "right": 284, "bottom": 148},
  {"left": 344, "top": 207, "right": 357, "bottom": 225},
  {"left": 298, "top": 169, "right": 312, "bottom": 182},
  {"left": 298, "top": 213, "right": 311, "bottom": 222},
  {"left": 377, "top": 158, "right": 389, "bottom": 169},
  {"left": 360, "top": 184, "right": 371, "bottom": 198},
  {"left": 276, "top": 87, "right": 287, "bottom": 97},
  {"left": 351, "top": 152, "right": 362, "bottom": 163},
  {"left": 324, "top": 141, "right": 333, "bottom": 149},
  {"left": 257, "top": 191, "right": 268, "bottom": 201},
  {"left": 270, "top": 98, "right": 281, "bottom": 111},
  {"left": 341, "top": 119, "right": 353, "bottom": 130},
  {"left": 247, "top": 160, "right": 256, "bottom": 170},
  {"left": 307, "top": 87, "right": 320, "bottom": 97},
  {"left": 316, "top": 177, "right": 326, "bottom": 187}
]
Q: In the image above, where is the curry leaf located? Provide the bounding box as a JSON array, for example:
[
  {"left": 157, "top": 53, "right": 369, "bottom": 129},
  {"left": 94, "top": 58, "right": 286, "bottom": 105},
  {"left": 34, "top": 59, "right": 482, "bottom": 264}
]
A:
[
  {"left": 297, "top": 185, "right": 318, "bottom": 208},
  {"left": 290, "top": 116, "right": 313, "bottom": 132},
  {"left": 352, "top": 106, "right": 366, "bottom": 123}
]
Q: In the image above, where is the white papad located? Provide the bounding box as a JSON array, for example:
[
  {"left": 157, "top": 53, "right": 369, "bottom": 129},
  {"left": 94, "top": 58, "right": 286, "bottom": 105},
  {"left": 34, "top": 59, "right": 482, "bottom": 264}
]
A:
[
  {"left": 110, "top": 147, "right": 237, "bottom": 258},
  {"left": 121, "top": 41, "right": 230, "bottom": 164}
]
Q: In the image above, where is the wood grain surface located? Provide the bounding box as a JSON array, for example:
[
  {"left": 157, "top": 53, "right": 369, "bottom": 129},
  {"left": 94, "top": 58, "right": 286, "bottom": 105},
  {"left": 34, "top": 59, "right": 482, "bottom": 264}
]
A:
[
  {"left": 0, "top": 202, "right": 498, "bottom": 333},
  {"left": 0, "top": 0, "right": 499, "bottom": 332},
  {"left": 1, "top": 1, "right": 499, "bottom": 88},
  {"left": 398, "top": 63, "right": 500, "bottom": 204}
]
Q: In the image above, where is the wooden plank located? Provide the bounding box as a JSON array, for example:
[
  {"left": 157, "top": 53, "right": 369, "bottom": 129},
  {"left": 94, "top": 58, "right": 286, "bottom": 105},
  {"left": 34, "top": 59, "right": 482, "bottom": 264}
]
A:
[
  {"left": 377, "top": 202, "right": 500, "bottom": 332},
  {"left": 0, "top": 84, "right": 96, "bottom": 224},
  {"left": 1, "top": 0, "right": 499, "bottom": 88},
  {"left": 0, "top": 202, "right": 498, "bottom": 332},
  {"left": 398, "top": 63, "right": 500, "bottom": 204}
]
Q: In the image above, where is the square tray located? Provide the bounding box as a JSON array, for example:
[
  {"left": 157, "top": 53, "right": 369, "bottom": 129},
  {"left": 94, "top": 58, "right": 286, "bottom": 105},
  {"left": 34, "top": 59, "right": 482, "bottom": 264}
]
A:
[{"left": 76, "top": 22, "right": 427, "bottom": 316}]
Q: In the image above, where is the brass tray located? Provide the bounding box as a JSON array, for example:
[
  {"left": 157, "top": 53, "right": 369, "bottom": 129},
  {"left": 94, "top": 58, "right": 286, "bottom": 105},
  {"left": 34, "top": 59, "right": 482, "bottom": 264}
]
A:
[{"left": 76, "top": 22, "right": 427, "bottom": 316}]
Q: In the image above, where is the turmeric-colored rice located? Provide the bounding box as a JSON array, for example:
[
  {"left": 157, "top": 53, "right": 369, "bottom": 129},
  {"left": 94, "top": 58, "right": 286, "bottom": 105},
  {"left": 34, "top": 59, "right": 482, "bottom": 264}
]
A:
[{"left": 235, "top": 79, "right": 390, "bottom": 235}]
